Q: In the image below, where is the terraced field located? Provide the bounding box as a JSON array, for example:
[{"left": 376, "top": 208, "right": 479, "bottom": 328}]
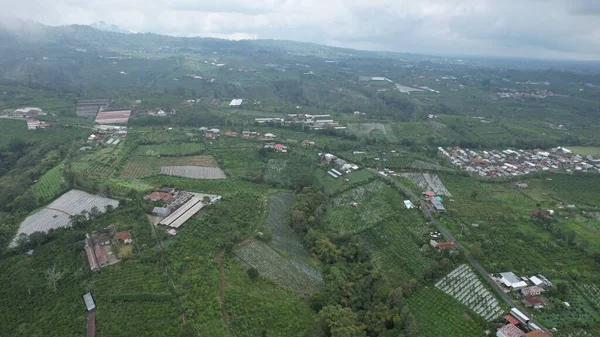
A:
[{"left": 136, "top": 143, "right": 205, "bottom": 156}]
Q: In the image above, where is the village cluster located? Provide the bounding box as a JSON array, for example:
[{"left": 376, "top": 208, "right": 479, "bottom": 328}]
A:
[
  {"left": 441, "top": 146, "right": 600, "bottom": 177},
  {"left": 317, "top": 152, "right": 360, "bottom": 179},
  {"left": 255, "top": 113, "right": 347, "bottom": 130},
  {"left": 496, "top": 89, "right": 553, "bottom": 99}
]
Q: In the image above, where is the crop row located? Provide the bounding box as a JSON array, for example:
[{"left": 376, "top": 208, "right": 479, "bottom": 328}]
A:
[{"left": 31, "top": 165, "right": 66, "bottom": 203}]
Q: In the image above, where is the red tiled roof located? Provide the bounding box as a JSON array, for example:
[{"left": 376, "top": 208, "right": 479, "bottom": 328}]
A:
[
  {"left": 525, "top": 331, "right": 551, "bottom": 337},
  {"left": 504, "top": 314, "right": 520, "bottom": 326},
  {"left": 274, "top": 144, "right": 286, "bottom": 149},
  {"left": 437, "top": 242, "right": 456, "bottom": 250},
  {"left": 114, "top": 231, "right": 132, "bottom": 241},
  {"left": 424, "top": 191, "right": 436, "bottom": 197}
]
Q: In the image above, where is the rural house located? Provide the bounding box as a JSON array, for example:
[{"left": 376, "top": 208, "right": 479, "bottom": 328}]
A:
[
  {"left": 520, "top": 286, "right": 544, "bottom": 297},
  {"left": 114, "top": 231, "right": 132, "bottom": 244},
  {"left": 496, "top": 324, "right": 525, "bottom": 337}
]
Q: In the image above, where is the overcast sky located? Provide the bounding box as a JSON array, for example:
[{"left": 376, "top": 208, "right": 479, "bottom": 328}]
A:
[{"left": 1, "top": 0, "right": 599, "bottom": 60}]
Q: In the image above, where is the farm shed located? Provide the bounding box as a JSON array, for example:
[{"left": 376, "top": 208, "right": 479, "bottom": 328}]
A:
[
  {"left": 428, "top": 197, "right": 446, "bottom": 212},
  {"left": 510, "top": 307, "right": 530, "bottom": 324},
  {"left": 500, "top": 272, "right": 528, "bottom": 289},
  {"left": 529, "top": 276, "right": 543, "bottom": 286},
  {"left": 403, "top": 200, "right": 414, "bottom": 209},
  {"left": 327, "top": 171, "right": 339, "bottom": 178},
  {"left": 523, "top": 296, "right": 548, "bottom": 309},
  {"left": 83, "top": 292, "right": 96, "bottom": 311},
  {"left": 496, "top": 324, "right": 525, "bottom": 337},
  {"left": 159, "top": 194, "right": 219, "bottom": 229},
  {"left": 84, "top": 235, "right": 99, "bottom": 272},
  {"left": 521, "top": 286, "right": 544, "bottom": 297},
  {"left": 153, "top": 207, "right": 170, "bottom": 217}
]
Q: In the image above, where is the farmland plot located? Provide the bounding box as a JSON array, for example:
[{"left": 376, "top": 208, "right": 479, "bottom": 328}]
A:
[
  {"left": 408, "top": 287, "right": 485, "bottom": 337},
  {"left": 411, "top": 160, "right": 455, "bottom": 172},
  {"left": 136, "top": 143, "right": 205, "bottom": 156},
  {"left": 264, "top": 160, "right": 289, "bottom": 186},
  {"left": 160, "top": 166, "right": 226, "bottom": 179},
  {"left": 31, "top": 164, "right": 66, "bottom": 203},
  {"left": 347, "top": 123, "right": 397, "bottom": 141},
  {"left": 120, "top": 155, "right": 218, "bottom": 178},
  {"left": 12, "top": 190, "right": 119, "bottom": 245},
  {"left": 435, "top": 264, "right": 503, "bottom": 321},
  {"left": 233, "top": 240, "right": 323, "bottom": 296},
  {"left": 325, "top": 181, "right": 401, "bottom": 235},
  {"left": 359, "top": 218, "right": 432, "bottom": 285},
  {"left": 264, "top": 192, "right": 310, "bottom": 258}
]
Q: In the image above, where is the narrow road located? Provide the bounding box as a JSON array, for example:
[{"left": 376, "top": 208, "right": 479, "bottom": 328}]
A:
[{"left": 370, "top": 169, "right": 548, "bottom": 331}]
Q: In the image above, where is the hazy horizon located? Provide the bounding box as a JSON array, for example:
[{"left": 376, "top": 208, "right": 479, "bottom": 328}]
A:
[{"left": 0, "top": 0, "right": 599, "bottom": 61}]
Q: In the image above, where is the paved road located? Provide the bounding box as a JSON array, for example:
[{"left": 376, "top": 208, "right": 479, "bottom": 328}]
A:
[{"left": 370, "top": 169, "right": 548, "bottom": 331}]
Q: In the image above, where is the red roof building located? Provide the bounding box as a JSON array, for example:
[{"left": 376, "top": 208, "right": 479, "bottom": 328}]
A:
[
  {"left": 144, "top": 192, "right": 173, "bottom": 202},
  {"left": 437, "top": 242, "right": 456, "bottom": 250},
  {"left": 114, "top": 230, "right": 132, "bottom": 244},
  {"left": 274, "top": 144, "right": 286, "bottom": 150},
  {"left": 504, "top": 314, "right": 520, "bottom": 326},
  {"left": 525, "top": 331, "right": 551, "bottom": 337},
  {"left": 424, "top": 191, "right": 436, "bottom": 197},
  {"left": 497, "top": 324, "right": 525, "bottom": 337}
]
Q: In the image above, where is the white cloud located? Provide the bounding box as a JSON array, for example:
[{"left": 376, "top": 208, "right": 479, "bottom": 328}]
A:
[{"left": 0, "top": 0, "right": 599, "bottom": 60}]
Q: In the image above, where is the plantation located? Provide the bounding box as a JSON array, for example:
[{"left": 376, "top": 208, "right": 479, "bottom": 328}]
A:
[
  {"left": 325, "top": 180, "right": 404, "bottom": 235},
  {"left": 233, "top": 240, "right": 323, "bottom": 296},
  {"left": 264, "top": 192, "right": 310, "bottom": 258},
  {"left": 407, "top": 287, "right": 487, "bottom": 337},
  {"left": 31, "top": 164, "right": 66, "bottom": 203},
  {"left": 316, "top": 169, "right": 375, "bottom": 195},
  {"left": 435, "top": 264, "right": 503, "bottom": 321},
  {"left": 358, "top": 216, "right": 433, "bottom": 286},
  {"left": 347, "top": 122, "right": 397, "bottom": 141}
]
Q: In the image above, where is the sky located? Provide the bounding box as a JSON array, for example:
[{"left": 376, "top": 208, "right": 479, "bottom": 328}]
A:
[{"left": 1, "top": 0, "right": 599, "bottom": 60}]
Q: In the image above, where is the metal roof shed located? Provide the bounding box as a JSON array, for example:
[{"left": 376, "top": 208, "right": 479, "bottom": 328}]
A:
[{"left": 83, "top": 292, "right": 96, "bottom": 311}]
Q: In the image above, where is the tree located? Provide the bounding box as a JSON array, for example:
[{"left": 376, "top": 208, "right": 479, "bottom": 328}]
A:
[
  {"left": 45, "top": 265, "right": 64, "bottom": 293},
  {"left": 316, "top": 305, "right": 367, "bottom": 337},
  {"left": 387, "top": 287, "right": 404, "bottom": 309},
  {"left": 557, "top": 282, "right": 569, "bottom": 295},
  {"left": 470, "top": 189, "right": 479, "bottom": 200},
  {"left": 247, "top": 267, "right": 259, "bottom": 280},
  {"left": 471, "top": 242, "right": 484, "bottom": 259}
]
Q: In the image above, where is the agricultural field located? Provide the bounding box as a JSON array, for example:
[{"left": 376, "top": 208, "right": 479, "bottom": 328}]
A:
[
  {"left": 135, "top": 143, "right": 205, "bottom": 156},
  {"left": 160, "top": 166, "right": 226, "bottom": 179},
  {"left": 568, "top": 146, "right": 600, "bottom": 156},
  {"left": 324, "top": 180, "right": 404, "bottom": 236},
  {"left": 358, "top": 216, "right": 433, "bottom": 286},
  {"left": 407, "top": 287, "right": 487, "bottom": 337},
  {"left": 212, "top": 147, "right": 264, "bottom": 180},
  {"left": 233, "top": 240, "right": 323, "bottom": 296},
  {"left": 535, "top": 284, "right": 600, "bottom": 334},
  {"left": 31, "top": 164, "right": 66, "bottom": 203},
  {"left": 435, "top": 264, "right": 504, "bottom": 321},
  {"left": 120, "top": 155, "right": 218, "bottom": 178},
  {"left": 223, "top": 255, "right": 315, "bottom": 337},
  {"left": 264, "top": 192, "right": 310, "bottom": 258},
  {"left": 72, "top": 145, "right": 125, "bottom": 179},
  {"left": 264, "top": 159, "right": 288, "bottom": 186},
  {"left": 13, "top": 190, "right": 119, "bottom": 244},
  {"left": 347, "top": 122, "right": 397, "bottom": 141}
]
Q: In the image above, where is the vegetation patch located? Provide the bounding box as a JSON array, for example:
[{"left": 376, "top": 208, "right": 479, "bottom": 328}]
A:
[
  {"left": 120, "top": 155, "right": 218, "bottom": 178},
  {"left": 31, "top": 164, "right": 66, "bottom": 204},
  {"left": 233, "top": 240, "right": 323, "bottom": 296}
]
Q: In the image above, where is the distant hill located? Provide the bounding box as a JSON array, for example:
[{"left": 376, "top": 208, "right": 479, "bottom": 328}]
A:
[{"left": 89, "top": 21, "right": 130, "bottom": 34}]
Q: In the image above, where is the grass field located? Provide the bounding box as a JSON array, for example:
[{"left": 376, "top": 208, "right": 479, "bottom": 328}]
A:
[
  {"left": 567, "top": 146, "right": 600, "bottom": 156},
  {"left": 31, "top": 164, "right": 66, "bottom": 203}
]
